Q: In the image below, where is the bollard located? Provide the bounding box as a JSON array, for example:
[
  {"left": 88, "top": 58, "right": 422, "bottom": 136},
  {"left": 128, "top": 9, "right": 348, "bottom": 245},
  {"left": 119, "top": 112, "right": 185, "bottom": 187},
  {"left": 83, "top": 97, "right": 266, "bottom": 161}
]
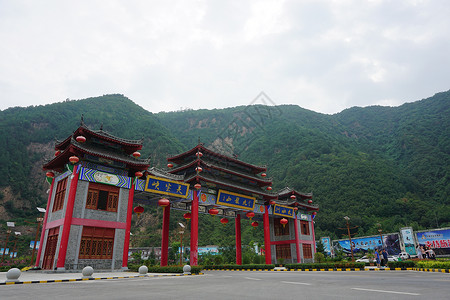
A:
[
  {"left": 183, "top": 265, "right": 191, "bottom": 275},
  {"left": 82, "top": 266, "right": 94, "bottom": 279},
  {"left": 138, "top": 265, "right": 148, "bottom": 275},
  {"left": 6, "top": 268, "right": 21, "bottom": 282}
]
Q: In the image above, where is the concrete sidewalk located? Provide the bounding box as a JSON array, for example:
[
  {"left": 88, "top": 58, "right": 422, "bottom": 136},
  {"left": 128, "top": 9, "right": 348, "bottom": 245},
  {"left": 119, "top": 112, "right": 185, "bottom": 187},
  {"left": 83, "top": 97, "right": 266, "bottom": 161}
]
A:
[{"left": 0, "top": 270, "right": 191, "bottom": 285}]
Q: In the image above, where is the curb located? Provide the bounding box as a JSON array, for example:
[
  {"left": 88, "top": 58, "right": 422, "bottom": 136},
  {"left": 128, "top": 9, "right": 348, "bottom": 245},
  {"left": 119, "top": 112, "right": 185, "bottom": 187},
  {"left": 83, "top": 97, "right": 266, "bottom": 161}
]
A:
[
  {"left": 413, "top": 268, "right": 450, "bottom": 273},
  {"left": 202, "top": 268, "right": 416, "bottom": 272},
  {"left": 0, "top": 272, "right": 204, "bottom": 286}
]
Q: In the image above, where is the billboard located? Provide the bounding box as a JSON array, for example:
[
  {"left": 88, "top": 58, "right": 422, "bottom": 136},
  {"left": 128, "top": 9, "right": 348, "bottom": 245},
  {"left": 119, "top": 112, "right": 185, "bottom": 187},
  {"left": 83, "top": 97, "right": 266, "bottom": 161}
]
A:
[
  {"left": 400, "top": 227, "right": 416, "bottom": 256},
  {"left": 416, "top": 228, "right": 450, "bottom": 256},
  {"left": 321, "top": 237, "right": 332, "bottom": 256},
  {"left": 333, "top": 233, "right": 401, "bottom": 256}
]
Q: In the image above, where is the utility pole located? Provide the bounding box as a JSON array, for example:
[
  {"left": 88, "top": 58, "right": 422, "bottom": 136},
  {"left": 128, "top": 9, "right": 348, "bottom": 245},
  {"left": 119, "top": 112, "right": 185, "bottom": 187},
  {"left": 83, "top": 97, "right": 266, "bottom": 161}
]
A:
[
  {"left": 29, "top": 217, "right": 44, "bottom": 265},
  {"left": 376, "top": 223, "right": 384, "bottom": 249},
  {"left": 340, "top": 216, "right": 358, "bottom": 262},
  {"left": 2, "top": 230, "right": 11, "bottom": 262}
]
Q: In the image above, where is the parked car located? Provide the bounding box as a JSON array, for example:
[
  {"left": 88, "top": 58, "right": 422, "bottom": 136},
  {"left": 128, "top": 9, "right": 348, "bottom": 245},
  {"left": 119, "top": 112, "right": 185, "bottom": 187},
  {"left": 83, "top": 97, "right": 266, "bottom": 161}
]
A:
[
  {"left": 386, "top": 255, "right": 397, "bottom": 262},
  {"left": 356, "top": 256, "right": 372, "bottom": 263},
  {"left": 398, "top": 252, "right": 411, "bottom": 260}
]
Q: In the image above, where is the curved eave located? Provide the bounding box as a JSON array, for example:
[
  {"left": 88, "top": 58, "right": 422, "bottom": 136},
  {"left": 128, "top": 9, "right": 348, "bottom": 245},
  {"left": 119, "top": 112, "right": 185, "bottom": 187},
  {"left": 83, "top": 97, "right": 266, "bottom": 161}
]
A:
[
  {"left": 169, "top": 159, "right": 273, "bottom": 186},
  {"left": 269, "top": 199, "right": 319, "bottom": 211},
  {"left": 184, "top": 173, "right": 278, "bottom": 199},
  {"left": 277, "top": 187, "right": 313, "bottom": 199},
  {"left": 43, "top": 147, "right": 78, "bottom": 172},
  {"left": 44, "top": 142, "right": 150, "bottom": 172},
  {"left": 56, "top": 125, "right": 143, "bottom": 152},
  {"left": 168, "top": 144, "right": 267, "bottom": 173},
  {"left": 73, "top": 141, "right": 150, "bottom": 168},
  {"left": 147, "top": 167, "right": 185, "bottom": 181}
]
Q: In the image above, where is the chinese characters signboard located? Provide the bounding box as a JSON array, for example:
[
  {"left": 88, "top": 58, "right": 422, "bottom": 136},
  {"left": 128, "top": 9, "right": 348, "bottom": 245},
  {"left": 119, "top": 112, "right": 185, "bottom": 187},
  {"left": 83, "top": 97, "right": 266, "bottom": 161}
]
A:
[
  {"left": 144, "top": 175, "right": 190, "bottom": 198},
  {"left": 216, "top": 190, "right": 256, "bottom": 210},
  {"left": 273, "top": 204, "right": 295, "bottom": 218}
]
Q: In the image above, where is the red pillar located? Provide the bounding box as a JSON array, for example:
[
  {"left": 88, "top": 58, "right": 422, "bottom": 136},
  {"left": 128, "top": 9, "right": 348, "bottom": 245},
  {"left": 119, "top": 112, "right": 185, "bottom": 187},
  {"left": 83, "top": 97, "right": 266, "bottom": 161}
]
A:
[
  {"left": 311, "top": 218, "right": 316, "bottom": 252},
  {"left": 160, "top": 205, "right": 171, "bottom": 266},
  {"left": 294, "top": 217, "right": 301, "bottom": 263},
  {"left": 263, "top": 205, "right": 272, "bottom": 264},
  {"left": 235, "top": 214, "right": 242, "bottom": 265},
  {"left": 56, "top": 165, "right": 79, "bottom": 269},
  {"left": 122, "top": 180, "right": 135, "bottom": 269},
  {"left": 190, "top": 190, "right": 199, "bottom": 265},
  {"left": 35, "top": 177, "right": 55, "bottom": 267}
]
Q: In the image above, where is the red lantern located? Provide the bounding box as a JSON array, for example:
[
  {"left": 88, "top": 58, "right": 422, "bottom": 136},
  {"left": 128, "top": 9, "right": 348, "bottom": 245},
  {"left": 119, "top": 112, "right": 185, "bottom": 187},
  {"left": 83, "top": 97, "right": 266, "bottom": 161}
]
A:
[
  {"left": 76, "top": 136, "right": 86, "bottom": 143},
  {"left": 69, "top": 156, "right": 79, "bottom": 164},
  {"left": 135, "top": 171, "right": 143, "bottom": 178},
  {"left": 246, "top": 211, "right": 255, "bottom": 220},
  {"left": 167, "top": 163, "right": 173, "bottom": 168},
  {"left": 220, "top": 218, "right": 229, "bottom": 225},
  {"left": 267, "top": 186, "right": 272, "bottom": 191},
  {"left": 183, "top": 212, "right": 192, "bottom": 221},
  {"left": 261, "top": 173, "right": 267, "bottom": 177},
  {"left": 194, "top": 183, "right": 201, "bottom": 190},
  {"left": 209, "top": 208, "right": 219, "bottom": 217},
  {"left": 55, "top": 150, "right": 61, "bottom": 156},
  {"left": 270, "top": 200, "right": 276, "bottom": 206},
  {"left": 293, "top": 207, "right": 298, "bottom": 211},
  {"left": 195, "top": 166, "right": 203, "bottom": 173},
  {"left": 46, "top": 171, "right": 55, "bottom": 178},
  {"left": 308, "top": 199, "right": 313, "bottom": 204},
  {"left": 290, "top": 195, "right": 296, "bottom": 200},
  {"left": 251, "top": 221, "right": 259, "bottom": 229},
  {"left": 158, "top": 198, "right": 170, "bottom": 208},
  {"left": 134, "top": 205, "right": 144, "bottom": 218},
  {"left": 312, "top": 212, "right": 317, "bottom": 216},
  {"left": 132, "top": 151, "right": 141, "bottom": 158},
  {"left": 196, "top": 152, "right": 203, "bottom": 158},
  {"left": 280, "top": 218, "right": 288, "bottom": 227}
]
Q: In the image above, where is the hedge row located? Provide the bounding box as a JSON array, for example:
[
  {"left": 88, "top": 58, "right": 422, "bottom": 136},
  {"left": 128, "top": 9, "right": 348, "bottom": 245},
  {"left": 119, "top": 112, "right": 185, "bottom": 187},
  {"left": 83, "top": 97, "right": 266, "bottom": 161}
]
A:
[
  {"left": 285, "top": 262, "right": 365, "bottom": 270},
  {"left": 203, "top": 264, "right": 275, "bottom": 270},
  {"left": 386, "top": 261, "right": 416, "bottom": 268},
  {"left": 415, "top": 260, "right": 450, "bottom": 270},
  {"left": 127, "top": 264, "right": 203, "bottom": 274}
]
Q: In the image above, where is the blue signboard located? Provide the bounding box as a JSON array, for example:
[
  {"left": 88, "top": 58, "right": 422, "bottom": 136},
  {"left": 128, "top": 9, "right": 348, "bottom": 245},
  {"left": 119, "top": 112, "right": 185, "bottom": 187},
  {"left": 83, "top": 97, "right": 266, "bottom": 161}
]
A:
[
  {"left": 273, "top": 204, "right": 295, "bottom": 218},
  {"left": 333, "top": 234, "right": 401, "bottom": 256},
  {"left": 216, "top": 190, "right": 256, "bottom": 210},
  {"left": 144, "top": 175, "right": 190, "bottom": 198},
  {"left": 416, "top": 228, "right": 450, "bottom": 256},
  {"left": 321, "top": 237, "right": 332, "bottom": 256}
]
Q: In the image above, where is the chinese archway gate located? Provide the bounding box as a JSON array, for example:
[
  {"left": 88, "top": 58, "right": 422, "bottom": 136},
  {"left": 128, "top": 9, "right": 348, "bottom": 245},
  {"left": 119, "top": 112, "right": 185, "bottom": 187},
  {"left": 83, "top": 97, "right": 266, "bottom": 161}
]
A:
[{"left": 39, "top": 123, "right": 318, "bottom": 270}]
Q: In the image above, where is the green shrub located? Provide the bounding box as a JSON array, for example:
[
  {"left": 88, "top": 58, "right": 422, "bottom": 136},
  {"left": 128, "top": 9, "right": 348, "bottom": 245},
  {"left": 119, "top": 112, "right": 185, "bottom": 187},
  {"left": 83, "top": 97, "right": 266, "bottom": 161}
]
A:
[
  {"left": 285, "top": 261, "right": 365, "bottom": 270},
  {"left": 416, "top": 260, "right": 450, "bottom": 270},
  {"left": 203, "top": 264, "right": 275, "bottom": 270},
  {"left": 387, "top": 261, "right": 415, "bottom": 268}
]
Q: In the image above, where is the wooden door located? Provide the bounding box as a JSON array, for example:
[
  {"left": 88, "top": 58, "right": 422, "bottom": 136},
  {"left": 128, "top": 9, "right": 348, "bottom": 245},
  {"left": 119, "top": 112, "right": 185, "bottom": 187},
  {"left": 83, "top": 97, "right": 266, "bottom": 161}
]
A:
[{"left": 42, "top": 227, "right": 59, "bottom": 270}]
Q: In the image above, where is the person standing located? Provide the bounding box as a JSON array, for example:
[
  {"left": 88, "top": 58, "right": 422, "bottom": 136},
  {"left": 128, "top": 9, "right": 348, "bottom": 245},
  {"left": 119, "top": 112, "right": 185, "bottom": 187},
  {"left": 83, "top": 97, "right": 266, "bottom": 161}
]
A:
[
  {"left": 375, "top": 249, "right": 381, "bottom": 268},
  {"left": 382, "top": 249, "right": 388, "bottom": 267},
  {"left": 416, "top": 246, "right": 422, "bottom": 259}
]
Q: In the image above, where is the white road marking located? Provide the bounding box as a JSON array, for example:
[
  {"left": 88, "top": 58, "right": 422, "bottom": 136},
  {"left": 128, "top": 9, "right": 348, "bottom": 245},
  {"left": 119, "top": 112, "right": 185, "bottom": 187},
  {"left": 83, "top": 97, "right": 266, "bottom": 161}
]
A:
[
  {"left": 281, "top": 281, "right": 311, "bottom": 286},
  {"left": 351, "top": 288, "right": 420, "bottom": 296},
  {"left": 245, "top": 277, "right": 262, "bottom": 281}
]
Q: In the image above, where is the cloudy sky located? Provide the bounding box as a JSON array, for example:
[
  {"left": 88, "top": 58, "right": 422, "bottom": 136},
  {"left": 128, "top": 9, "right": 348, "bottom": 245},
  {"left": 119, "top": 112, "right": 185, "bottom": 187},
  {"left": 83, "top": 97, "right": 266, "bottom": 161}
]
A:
[{"left": 1, "top": 0, "right": 449, "bottom": 114}]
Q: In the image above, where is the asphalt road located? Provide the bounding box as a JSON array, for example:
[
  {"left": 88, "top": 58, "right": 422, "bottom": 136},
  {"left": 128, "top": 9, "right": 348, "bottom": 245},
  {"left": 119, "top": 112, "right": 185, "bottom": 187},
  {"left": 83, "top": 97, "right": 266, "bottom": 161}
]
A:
[{"left": 2, "top": 270, "right": 450, "bottom": 300}]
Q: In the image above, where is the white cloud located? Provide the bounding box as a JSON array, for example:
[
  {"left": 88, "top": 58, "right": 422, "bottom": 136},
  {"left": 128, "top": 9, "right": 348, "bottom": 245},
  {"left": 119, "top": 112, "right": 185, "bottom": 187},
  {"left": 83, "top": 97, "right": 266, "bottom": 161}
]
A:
[{"left": 0, "top": 0, "right": 449, "bottom": 114}]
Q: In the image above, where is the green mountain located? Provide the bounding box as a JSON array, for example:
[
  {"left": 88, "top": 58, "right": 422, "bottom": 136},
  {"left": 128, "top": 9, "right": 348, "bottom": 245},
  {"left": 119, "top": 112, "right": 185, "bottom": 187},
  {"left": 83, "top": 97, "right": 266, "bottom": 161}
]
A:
[{"left": 0, "top": 92, "right": 448, "bottom": 251}]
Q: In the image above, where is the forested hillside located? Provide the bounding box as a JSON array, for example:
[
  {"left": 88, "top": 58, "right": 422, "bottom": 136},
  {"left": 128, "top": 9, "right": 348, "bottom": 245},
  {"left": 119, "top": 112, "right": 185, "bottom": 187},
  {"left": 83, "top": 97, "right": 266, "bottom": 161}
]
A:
[{"left": 0, "top": 92, "right": 448, "bottom": 251}]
